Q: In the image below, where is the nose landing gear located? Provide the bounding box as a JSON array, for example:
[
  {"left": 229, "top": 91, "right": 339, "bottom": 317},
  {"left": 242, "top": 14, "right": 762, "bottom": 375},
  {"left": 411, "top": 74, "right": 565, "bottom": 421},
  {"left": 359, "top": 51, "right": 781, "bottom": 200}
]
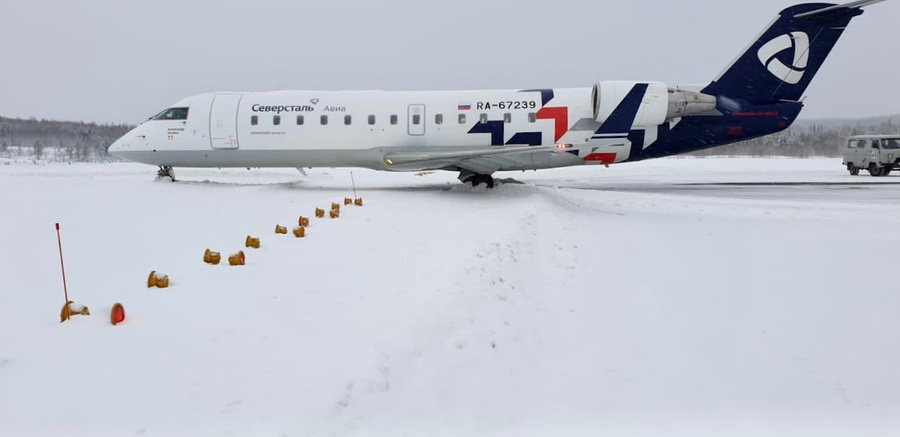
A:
[{"left": 157, "top": 166, "right": 176, "bottom": 182}]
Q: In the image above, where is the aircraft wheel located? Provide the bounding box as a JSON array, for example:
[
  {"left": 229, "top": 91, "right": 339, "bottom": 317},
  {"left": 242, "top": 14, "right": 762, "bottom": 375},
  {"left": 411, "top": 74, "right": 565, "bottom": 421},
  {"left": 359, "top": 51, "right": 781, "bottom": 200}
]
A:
[
  {"left": 465, "top": 174, "right": 495, "bottom": 189},
  {"left": 157, "top": 166, "right": 176, "bottom": 182}
]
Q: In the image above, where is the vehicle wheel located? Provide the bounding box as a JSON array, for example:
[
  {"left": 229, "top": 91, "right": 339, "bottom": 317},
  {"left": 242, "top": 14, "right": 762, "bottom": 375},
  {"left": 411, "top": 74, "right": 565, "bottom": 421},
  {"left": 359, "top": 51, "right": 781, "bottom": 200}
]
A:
[
  {"left": 848, "top": 165, "right": 860, "bottom": 176},
  {"left": 869, "top": 164, "right": 884, "bottom": 177},
  {"left": 883, "top": 167, "right": 892, "bottom": 176}
]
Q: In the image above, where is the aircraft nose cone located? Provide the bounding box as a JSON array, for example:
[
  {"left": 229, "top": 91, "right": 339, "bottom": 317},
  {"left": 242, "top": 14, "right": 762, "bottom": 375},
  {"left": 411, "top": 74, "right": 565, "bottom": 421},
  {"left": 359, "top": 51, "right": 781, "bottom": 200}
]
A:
[{"left": 108, "top": 135, "right": 127, "bottom": 157}]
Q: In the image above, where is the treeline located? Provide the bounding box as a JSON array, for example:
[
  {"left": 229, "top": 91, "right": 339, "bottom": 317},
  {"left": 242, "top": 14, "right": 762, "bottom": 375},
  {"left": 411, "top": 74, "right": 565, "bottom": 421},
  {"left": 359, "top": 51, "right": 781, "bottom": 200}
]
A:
[
  {"left": 0, "top": 116, "right": 133, "bottom": 162},
  {"left": 689, "top": 115, "right": 900, "bottom": 157}
]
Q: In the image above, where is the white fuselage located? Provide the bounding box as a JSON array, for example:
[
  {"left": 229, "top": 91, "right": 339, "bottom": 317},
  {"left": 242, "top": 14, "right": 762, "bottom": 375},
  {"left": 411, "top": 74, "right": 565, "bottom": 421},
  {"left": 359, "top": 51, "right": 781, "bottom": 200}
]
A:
[{"left": 108, "top": 87, "right": 638, "bottom": 174}]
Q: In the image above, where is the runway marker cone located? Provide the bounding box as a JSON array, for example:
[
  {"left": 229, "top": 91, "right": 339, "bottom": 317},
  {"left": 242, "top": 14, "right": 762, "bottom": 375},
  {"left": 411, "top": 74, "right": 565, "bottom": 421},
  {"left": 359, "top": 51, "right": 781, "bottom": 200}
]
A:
[
  {"left": 60, "top": 301, "right": 90, "bottom": 323},
  {"left": 204, "top": 249, "right": 222, "bottom": 265},
  {"left": 110, "top": 303, "right": 126, "bottom": 325},
  {"left": 147, "top": 271, "right": 170, "bottom": 288},
  {"left": 228, "top": 251, "right": 246, "bottom": 266}
]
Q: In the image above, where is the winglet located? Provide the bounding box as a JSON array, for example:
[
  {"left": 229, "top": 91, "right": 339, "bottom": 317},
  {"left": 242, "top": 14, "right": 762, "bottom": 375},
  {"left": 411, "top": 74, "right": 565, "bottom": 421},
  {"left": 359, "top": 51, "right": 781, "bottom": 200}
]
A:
[{"left": 794, "top": 0, "right": 887, "bottom": 18}]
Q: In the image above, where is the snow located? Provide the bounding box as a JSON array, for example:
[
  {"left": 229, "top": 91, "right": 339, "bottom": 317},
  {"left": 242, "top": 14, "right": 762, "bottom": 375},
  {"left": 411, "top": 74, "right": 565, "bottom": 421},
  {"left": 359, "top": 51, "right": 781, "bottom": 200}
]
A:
[{"left": 1, "top": 157, "right": 900, "bottom": 436}]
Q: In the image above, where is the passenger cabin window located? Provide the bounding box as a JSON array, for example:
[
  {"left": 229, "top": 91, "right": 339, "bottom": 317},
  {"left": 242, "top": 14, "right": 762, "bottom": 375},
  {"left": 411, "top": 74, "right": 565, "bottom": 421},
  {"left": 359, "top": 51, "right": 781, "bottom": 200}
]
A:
[
  {"left": 152, "top": 107, "right": 189, "bottom": 121},
  {"left": 479, "top": 113, "right": 488, "bottom": 124},
  {"left": 435, "top": 114, "right": 443, "bottom": 125},
  {"left": 321, "top": 115, "right": 328, "bottom": 125},
  {"left": 368, "top": 115, "right": 376, "bottom": 125},
  {"left": 528, "top": 112, "right": 536, "bottom": 123},
  {"left": 871, "top": 139, "right": 881, "bottom": 149},
  {"left": 297, "top": 115, "right": 304, "bottom": 125},
  {"left": 458, "top": 114, "right": 466, "bottom": 124},
  {"left": 503, "top": 113, "right": 512, "bottom": 124},
  {"left": 859, "top": 140, "right": 868, "bottom": 149},
  {"left": 412, "top": 114, "right": 421, "bottom": 125},
  {"left": 884, "top": 138, "right": 900, "bottom": 149},
  {"left": 273, "top": 115, "right": 281, "bottom": 126},
  {"left": 848, "top": 140, "right": 858, "bottom": 149},
  {"left": 251, "top": 115, "right": 258, "bottom": 126},
  {"left": 390, "top": 115, "right": 398, "bottom": 125},
  {"left": 345, "top": 115, "right": 352, "bottom": 125}
]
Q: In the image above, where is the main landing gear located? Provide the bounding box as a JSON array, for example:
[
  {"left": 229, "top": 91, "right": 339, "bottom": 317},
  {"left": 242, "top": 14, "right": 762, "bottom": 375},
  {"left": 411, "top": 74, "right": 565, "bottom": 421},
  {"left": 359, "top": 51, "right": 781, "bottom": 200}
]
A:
[
  {"left": 458, "top": 170, "right": 495, "bottom": 189},
  {"left": 157, "top": 165, "right": 176, "bottom": 182}
]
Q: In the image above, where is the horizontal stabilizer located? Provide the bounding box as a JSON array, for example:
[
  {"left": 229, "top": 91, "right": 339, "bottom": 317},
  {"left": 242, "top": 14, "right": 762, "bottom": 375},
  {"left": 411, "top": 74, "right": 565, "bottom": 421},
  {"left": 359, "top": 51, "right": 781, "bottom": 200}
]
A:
[{"left": 794, "top": 0, "right": 887, "bottom": 18}]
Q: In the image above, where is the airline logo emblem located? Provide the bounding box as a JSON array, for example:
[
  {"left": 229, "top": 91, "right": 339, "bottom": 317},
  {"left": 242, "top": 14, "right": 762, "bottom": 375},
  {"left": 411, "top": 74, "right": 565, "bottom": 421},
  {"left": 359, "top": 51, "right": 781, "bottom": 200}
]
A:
[{"left": 757, "top": 31, "right": 809, "bottom": 85}]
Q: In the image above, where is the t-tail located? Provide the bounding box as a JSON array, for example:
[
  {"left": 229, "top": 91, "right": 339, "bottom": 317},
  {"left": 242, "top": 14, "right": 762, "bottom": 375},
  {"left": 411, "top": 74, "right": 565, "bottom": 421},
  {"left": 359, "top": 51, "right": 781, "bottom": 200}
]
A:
[
  {"left": 703, "top": 1, "right": 886, "bottom": 103},
  {"left": 632, "top": 1, "right": 885, "bottom": 161}
]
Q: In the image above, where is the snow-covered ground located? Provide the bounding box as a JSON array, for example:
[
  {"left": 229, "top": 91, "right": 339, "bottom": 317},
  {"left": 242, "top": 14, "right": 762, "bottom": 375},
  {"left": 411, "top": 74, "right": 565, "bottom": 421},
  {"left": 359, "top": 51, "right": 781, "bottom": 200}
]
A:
[{"left": 2, "top": 157, "right": 899, "bottom": 436}]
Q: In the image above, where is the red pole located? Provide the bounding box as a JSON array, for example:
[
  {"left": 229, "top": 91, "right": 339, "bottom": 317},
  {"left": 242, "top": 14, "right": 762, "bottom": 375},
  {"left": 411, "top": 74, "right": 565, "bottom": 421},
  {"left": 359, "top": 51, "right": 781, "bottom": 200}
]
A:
[{"left": 55, "top": 223, "right": 69, "bottom": 304}]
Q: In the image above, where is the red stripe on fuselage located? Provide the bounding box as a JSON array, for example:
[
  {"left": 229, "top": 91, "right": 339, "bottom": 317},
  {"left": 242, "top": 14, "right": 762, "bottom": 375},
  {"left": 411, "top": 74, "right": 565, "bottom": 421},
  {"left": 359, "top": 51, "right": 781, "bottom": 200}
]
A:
[
  {"left": 584, "top": 153, "right": 617, "bottom": 164},
  {"left": 536, "top": 107, "right": 569, "bottom": 142}
]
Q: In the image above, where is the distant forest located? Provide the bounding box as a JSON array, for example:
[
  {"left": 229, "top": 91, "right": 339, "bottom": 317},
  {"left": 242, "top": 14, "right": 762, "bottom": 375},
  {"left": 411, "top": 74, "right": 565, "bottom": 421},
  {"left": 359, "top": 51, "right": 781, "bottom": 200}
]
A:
[
  {"left": 0, "top": 116, "right": 132, "bottom": 162},
  {"left": 1, "top": 114, "right": 898, "bottom": 162},
  {"left": 688, "top": 114, "right": 900, "bottom": 157}
]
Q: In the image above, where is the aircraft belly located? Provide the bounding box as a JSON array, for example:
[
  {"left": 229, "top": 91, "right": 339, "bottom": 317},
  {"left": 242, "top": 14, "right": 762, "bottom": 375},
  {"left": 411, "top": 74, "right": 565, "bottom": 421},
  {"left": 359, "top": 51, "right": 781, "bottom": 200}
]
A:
[{"left": 116, "top": 149, "right": 387, "bottom": 169}]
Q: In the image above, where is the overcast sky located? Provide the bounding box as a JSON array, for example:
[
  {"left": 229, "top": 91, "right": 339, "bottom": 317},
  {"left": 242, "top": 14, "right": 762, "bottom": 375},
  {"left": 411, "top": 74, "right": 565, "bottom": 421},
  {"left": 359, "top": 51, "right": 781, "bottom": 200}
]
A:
[{"left": 1, "top": 0, "right": 897, "bottom": 124}]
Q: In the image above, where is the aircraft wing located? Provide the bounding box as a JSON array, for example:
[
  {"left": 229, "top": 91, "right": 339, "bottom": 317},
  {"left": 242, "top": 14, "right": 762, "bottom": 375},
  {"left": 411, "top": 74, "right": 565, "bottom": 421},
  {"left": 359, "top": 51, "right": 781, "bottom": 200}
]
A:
[{"left": 383, "top": 139, "right": 626, "bottom": 174}]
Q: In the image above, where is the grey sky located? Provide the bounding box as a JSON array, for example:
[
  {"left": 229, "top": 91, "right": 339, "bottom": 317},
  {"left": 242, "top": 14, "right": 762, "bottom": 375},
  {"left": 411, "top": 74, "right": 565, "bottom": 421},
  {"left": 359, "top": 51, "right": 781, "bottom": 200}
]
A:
[{"left": 1, "top": 0, "right": 897, "bottom": 124}]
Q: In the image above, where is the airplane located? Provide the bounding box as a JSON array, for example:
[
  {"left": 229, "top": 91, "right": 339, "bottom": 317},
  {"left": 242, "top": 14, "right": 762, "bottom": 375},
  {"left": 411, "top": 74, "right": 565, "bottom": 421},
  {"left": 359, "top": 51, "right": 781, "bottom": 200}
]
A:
[{"left": 109, "top": 1, "right": 886, "bottom": 187}]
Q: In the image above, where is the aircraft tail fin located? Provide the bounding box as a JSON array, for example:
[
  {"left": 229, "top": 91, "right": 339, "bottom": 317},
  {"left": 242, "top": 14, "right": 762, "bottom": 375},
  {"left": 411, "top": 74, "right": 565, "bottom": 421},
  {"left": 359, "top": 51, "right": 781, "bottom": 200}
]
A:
[{"left": 702, "top": 1, "right": 885, "bottom": 103}]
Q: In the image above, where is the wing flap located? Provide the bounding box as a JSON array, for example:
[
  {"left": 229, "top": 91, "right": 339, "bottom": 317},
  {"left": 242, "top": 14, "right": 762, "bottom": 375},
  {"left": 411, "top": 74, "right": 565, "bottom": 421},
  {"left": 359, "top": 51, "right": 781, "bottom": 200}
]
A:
[{"left": 382, "top": 137, "right": 629, "bottom": 171}]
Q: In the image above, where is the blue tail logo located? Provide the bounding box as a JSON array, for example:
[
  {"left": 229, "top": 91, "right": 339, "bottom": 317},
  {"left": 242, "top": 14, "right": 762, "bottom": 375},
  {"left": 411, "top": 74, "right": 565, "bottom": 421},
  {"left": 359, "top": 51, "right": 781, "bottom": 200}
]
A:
[
  {"left": 757, "top": 31, "right": 809, "bottom": 85},
  {"left": 702, "top": 2, "right": 879, "bottom": 104}
]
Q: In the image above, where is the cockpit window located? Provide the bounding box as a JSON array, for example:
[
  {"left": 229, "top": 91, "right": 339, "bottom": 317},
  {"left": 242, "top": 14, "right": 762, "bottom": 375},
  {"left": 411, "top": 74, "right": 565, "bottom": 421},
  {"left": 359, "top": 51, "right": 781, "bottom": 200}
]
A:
[{"left": 151, "top": 107, "right": 189, "bottom": 121}]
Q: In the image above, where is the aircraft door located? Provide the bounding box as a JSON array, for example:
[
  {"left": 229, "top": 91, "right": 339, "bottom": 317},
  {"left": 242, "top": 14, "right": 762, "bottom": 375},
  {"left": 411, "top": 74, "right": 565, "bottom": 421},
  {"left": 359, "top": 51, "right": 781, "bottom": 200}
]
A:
[
  {"left": 210, "top": 93, "right": 242, "bottom": 149},
  {"left": 408, "top": 104, "right": 426, "bottom": 136}
]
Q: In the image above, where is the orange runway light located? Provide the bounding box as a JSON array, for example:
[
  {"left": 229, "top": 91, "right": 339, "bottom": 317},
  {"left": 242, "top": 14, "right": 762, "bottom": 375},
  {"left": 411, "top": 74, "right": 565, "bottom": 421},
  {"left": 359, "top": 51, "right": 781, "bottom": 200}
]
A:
[
  {"left": 147, "top": 271, "right": 170, "bottom": 288},
  {"left": 228, "top": 251, "right": 246, "bottom": 266},
  {"left": 204, "top": 249, "right": 222, "bottom": 265}
]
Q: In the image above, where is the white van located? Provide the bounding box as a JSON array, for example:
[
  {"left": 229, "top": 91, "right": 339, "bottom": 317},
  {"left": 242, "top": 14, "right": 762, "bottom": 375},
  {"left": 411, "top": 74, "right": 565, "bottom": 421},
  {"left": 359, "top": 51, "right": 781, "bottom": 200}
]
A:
[{"left": 843, "top": 135, "right": 900, "bottom": 176}]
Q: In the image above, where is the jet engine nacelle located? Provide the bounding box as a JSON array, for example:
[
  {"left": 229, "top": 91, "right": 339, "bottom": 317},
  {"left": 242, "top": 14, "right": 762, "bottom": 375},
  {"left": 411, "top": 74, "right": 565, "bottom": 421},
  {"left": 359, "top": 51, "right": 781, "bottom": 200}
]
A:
[{"left": 591, "top": 81, "right": 717, "bottom": 127}]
